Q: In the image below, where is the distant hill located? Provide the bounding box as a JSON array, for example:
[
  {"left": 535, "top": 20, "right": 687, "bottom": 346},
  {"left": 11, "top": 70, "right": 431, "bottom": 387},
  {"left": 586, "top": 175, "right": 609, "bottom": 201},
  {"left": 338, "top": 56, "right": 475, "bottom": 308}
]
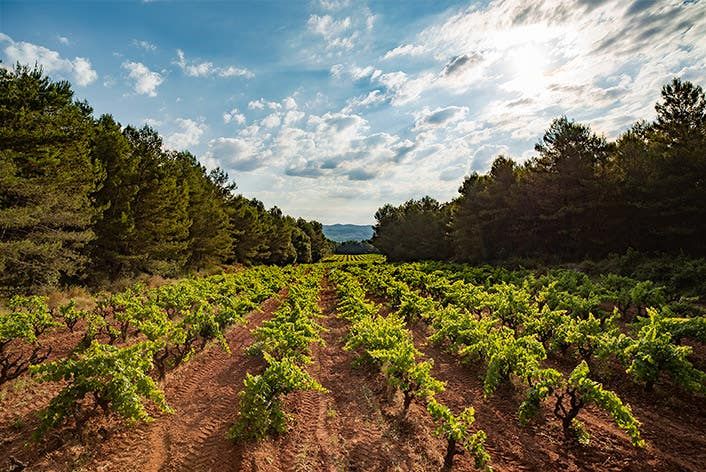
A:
[{"left": 322, "top": 224, "right": 374, "bottom": 242}]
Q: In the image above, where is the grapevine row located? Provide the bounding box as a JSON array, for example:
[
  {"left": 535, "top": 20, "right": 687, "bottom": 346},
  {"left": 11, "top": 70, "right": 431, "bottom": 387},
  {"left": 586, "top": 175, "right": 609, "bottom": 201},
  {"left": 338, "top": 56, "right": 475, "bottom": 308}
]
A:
[
  {"left": 392, "top": 264, "right": 706, "bottom": 396},
  {"left": 1, "top": 266, "right": 288, "bottom": 436},
  {"left": 350, "top": 264, "right": 645, "bottom": 446},
  {"left": 229, "top": 266, "right": 327, "bottom": 440},
  {"left": 329, "top": 268, "right": 491, "bottom": 471}
]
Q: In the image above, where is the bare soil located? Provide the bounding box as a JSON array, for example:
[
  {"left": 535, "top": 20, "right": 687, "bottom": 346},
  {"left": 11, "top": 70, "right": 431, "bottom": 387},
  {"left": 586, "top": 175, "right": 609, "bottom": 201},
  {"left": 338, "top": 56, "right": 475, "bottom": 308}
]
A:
[
  {"left": 1, "top": 279, "right": 705, "bottom": 472},
  {"left": 0, "top": 292, "right": 285, "bottom": 471},
  {"left": 404, "top": 317, "right": 706, "bottom": 472},
  {"left": 238, "top": 277, "right": 445, "bottom": 472}
]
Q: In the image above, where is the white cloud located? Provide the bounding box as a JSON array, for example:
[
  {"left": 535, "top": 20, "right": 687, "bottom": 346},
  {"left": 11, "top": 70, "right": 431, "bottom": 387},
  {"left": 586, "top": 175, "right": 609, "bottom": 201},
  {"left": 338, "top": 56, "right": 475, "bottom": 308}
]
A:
[
  {"left": 207, "top": 99, "right": 406, "bottom": 184},
  {"left": 413, "top": 0, "right": 706, "bottom": 124},
  {"left": 319, "top": 0, "right": 350, "bottom": 10},
  {"left": 205, "top": 137, "right": 265, "bottom": 171},
  {"left": 413, "top": 106, "right": 469, "bottom": 132},
  {"left": 283, "top": 96, "right": 297, "bottom": 110},
  {"left": 218, "top": 65, "right": 254, "bottom": 78},
  {"left": 133, "top": 39, "right": 157, "bottom": 51},
  {"left": 248, "top": 99, "right": 265, "bottom": 110},
  {"left": 375, "top": 70, "right": 435, "bottom": 106},
  {"left": 283, "top": 109, "right": 306, "bottom": 125},
  {"left": 307, "top": 14, "right": 351, "bottom": 39},
  {"left": 1, "top": 36, "right": 97, "bottom": 86},
  {"left": 333, "top": 0, "right": 706, "bottom": 154},
  {"left": 103, "top": 75, "right": 116, "bottom": 88},
  {"left": 470, "top": 144, "right": 510, "bottom": 172},
  {"left": 71, "top": 57, "right": 98, "bottom": 86},
  {"left": 366, "top": 13, "right": 376, "bottom": 31},
  {"left": 122, "top": 61, "right": 163, "bottom": 96},
  {"left": 382, "top": 43, "right": 426, "bottom": 60},
  {"left": 57, "top": 36, "right": 70, "bottom": 45},
  {"left": 342, "top": 89, "right": 386, "bottom": 113},
  {"left": 248, "top": 98, "right": 282, "bottom": 110},
  {"left": 143, "top": 117, "right": 163, "bottom": 127},
  {"left": 223, "top": 108, "right": 246, "bottom": 125},
  {"left": 307, "top": 14, "right": 359, "bottom": 51},
  {"left": 330, "top": 64, "right": 344, "bottom": 78},
  {"left": 175, "top": 49, "right": 254, "bottom": 78},
  {"left": 261, "top": 113, "right": 282, "bottom": 128},
  {"left": 350, "top": 65, "right": 381, "bottom": 81},
  {"left": 164, "top": 118, "right": 206, "bottom": 150}
]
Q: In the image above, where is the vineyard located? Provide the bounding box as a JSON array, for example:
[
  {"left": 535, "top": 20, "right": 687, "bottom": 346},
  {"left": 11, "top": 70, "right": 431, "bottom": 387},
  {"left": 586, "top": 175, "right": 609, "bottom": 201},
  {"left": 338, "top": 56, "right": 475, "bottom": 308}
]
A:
[
  {"left": 1, "top": 260, "right": 705, "bottom": 471},
  {"left": 322, "top": 254, "right": 384, "bottom": 263}
]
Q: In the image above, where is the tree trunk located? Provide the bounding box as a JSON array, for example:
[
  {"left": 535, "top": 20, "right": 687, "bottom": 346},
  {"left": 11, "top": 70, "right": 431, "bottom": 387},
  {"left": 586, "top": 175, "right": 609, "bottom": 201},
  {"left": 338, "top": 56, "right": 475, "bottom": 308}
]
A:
[
  {"left": 400, "top": 391, "right": 413, "bottom": 419},
  {"left": 442, "top": 438, "right": 458, "bottom": 472}
]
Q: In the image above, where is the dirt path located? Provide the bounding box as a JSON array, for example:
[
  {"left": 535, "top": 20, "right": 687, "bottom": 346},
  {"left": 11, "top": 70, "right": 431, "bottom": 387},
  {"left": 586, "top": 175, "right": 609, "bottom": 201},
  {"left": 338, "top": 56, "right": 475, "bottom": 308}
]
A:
[
  {"left": 0, "top": 292, "right": 285, "bottom": 472},
  {"left": 240, "top": 276, "right": 443, "bottom": 472},
  {"left": 99, "top": 293, "right": 287, "bottom": 472}
]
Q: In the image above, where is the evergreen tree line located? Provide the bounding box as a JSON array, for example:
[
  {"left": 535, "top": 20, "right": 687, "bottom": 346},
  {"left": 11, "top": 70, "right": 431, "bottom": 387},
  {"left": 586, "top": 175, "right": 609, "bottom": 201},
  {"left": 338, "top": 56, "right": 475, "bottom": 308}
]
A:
[
  {"left": 0, "top": 65, "right": 331, "bottom": 293},
  {"left": 373, "top": 78, "right": 706, "bottom": 263},
  {"left": 333, "top": 240, "right": 379, "bottom": 255}
]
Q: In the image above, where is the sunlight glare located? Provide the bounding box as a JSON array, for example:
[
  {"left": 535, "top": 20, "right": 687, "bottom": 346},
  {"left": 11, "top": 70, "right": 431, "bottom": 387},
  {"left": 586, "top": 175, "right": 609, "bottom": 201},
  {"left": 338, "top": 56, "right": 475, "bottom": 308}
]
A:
[{"left": 505, "top": 43, "right": 549, "bottom": 96}]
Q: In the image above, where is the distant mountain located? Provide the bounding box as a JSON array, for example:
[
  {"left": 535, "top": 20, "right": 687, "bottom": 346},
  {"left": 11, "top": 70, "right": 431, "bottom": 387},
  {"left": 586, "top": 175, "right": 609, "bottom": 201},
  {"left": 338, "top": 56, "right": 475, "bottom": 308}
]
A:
[{"left": 322, "top": 224, "right": 374, "bottom": 243}]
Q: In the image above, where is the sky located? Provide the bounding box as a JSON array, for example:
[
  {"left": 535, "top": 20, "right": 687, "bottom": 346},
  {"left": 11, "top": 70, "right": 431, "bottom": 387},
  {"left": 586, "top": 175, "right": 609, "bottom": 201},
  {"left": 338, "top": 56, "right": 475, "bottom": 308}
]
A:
[{"left": 1, "top": 0, "right": 705, "bottom": 224}]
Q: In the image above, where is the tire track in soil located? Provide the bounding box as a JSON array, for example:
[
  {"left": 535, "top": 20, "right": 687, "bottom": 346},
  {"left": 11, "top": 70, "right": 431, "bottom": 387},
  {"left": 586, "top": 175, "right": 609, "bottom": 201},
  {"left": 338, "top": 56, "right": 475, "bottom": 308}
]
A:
[
  {"left": 240, "top": 275, "right": 441, "bottom": 472},
  {"left": 262, "top": 277, "right": 341, "bottom": 472},
  {"left": 404, "top": 318, "right": 702, "bottom": 472},
  {"left": 86, "top": 291, "right": 287, "bottom": 472},
  {"left": 401, "top": 318, "right": 554, "bottom": 472}
]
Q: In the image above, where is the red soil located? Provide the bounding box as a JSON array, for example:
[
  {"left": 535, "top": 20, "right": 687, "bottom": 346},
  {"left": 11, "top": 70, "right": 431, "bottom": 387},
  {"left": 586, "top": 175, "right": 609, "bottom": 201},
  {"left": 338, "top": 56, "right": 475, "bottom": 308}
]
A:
[
  {"left": 2, "top": 280, "right": 705, "bottom": 472},
  {"left": 404, "top": 317, "right": 706, "bottom": 472},
  {"left": 238, "top": 277, "right": 444, "bottom": 471},
  {"left": 0, "top": 292, "right": 285, "bottom": 471}
]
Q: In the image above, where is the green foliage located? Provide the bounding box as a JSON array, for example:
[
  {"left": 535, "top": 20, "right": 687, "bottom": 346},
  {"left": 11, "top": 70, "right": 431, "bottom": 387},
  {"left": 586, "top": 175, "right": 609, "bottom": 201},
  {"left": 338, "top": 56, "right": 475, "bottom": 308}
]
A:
[
  {"left": 174, "top": 151, "right": 234, "bottom": 271},
  {"left": 331, "top": 267, "right": 489, "bottom": 468},
  {"left": 517, "top": 362, "right": 644, "bottom": 447},
  {"left": 0, "top": 65, "right": 98, "bottom": 292},
  {"left": 475, "top": 334, "right": 546, "bottom": 396},
  {"left": 554, "top": 311, "right": 621, "bottom": 361},
  {"left": 567, "top": 361, "right": 644, "bottom": 447},
  {"left": 427, "top": 397, "right": 491, "bottom": 471},
  {"left": 374, "top": 262, "right": 649, "bottom": 449},
  {"left": 0, "top": 295, "right": 55, "bottom": 383},
  {"left": 661, "top": 315, "right": 706, "bottom": 344},
  {"left": 249, "top": 271, "right": 323, "bottom": 362},
  {"left": 372, "top": 197, "right": 453, "bottom": 262},
  {"left": 228, "top": 355, "right": 326, "bottom": 440},
  {"left": 371, "top": 342, "right": 444, "bottom": 415},
  {"left": 89, "top": 114, "right": 139, "bottom": 276},
  {"left": 518, "top": 368, "right": 562, "bottom": 424},
  {"left": 3, "top": 295, "right": 55, "bottom": 340},
  {"left": 370, "top": 78, "right": 706, "bottom": 263},
  {"left": 123, "top": 126, "right": 191, "bottom": 276},
  {"left": 58, "top": 300, "right": 87, "bottom": 332},
  {"left": 345, "top": 313, "right": 411, "bottom": 364},
  {"left": 31, "top": 341, "right": 171, "bottom": 435},
  {"left": 0, "top": 65, "right": 329, "bottom": 294},
  {"left": 622, "top": 309, "right": 706, "bottom": 394},
  {"left": 231, "top": 268, "right": 326, "bottom": 440},
  {"left": 483, "top": 283, "right": 536, "bottom": 330}
]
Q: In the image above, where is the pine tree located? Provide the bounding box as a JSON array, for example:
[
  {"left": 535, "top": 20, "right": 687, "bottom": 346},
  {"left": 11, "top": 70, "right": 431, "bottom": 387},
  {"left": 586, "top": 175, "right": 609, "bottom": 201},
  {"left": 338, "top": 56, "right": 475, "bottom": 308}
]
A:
[
  {"left": 173, "top": 151, "right": 232, "bottom": 270},
  {"left": 90, "top": 114, "right": 140, "bottom": 276},
  {"left": 124, "top": 126, "right": 190, "bottom": 275},
  {"left": 228, "top": 197, "right": 270, "bottom": 264},
  {"left": 0, "top": 65, "right": 99, "bottom": 292}
]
